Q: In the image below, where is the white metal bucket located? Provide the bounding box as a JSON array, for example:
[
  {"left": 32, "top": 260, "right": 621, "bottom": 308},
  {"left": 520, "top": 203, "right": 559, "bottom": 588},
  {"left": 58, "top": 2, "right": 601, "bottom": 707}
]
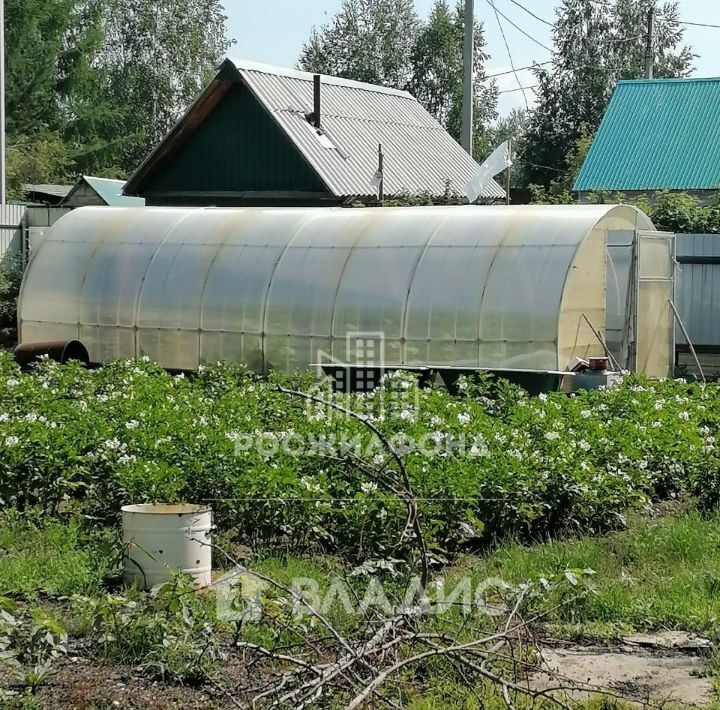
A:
[{"left": 121, "top": 504, "right": 212, "bottom": 590}]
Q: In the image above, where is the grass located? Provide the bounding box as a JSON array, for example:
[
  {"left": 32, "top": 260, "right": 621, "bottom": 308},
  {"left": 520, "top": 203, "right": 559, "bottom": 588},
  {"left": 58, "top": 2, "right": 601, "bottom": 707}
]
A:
[
  {"left": 452, "top": 508, "right": 720, "bottom": 636},
  {"left": 0, "top": 512, "right": 114, "bottom": 598},
  {"left": 6, "top": 508, "right": 720, "bottom": 632},
  {"left": 231, "top": 508, "right": 720, "bottom": 638},
  {"left": 3, "top": 510, "right": 720, "bottom": 707}
]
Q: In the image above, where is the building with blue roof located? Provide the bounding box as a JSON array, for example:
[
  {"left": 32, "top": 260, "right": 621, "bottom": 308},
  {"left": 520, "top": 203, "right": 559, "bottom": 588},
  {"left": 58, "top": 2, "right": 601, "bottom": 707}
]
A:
[
  {"left": 61, "top": 176, "right": 145, "bottom": 208},
  {"left": 574, "top": 78, "right": 720, "bottom": 203}
]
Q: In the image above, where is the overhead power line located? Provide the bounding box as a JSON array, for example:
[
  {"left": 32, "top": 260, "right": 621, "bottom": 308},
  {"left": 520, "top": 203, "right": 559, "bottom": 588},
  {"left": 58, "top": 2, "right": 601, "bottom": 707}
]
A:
[
  {"left": 486, "top": 0, "right": 555, "bottom": 53},
  {"left": 680, "top": 20, "right": 720, "bottom": 29},
  {"left": 514, "top": 159, "right": 571, "bottom": 174},
  {"left": 498, "top": 84, "right": 538, "bottom": 94},
  {"left": 506, "top": 0, "right": 553, "bottom": 27},
  {"left": 485, "top": 61, "right": 552, "bottom": 80},
  {"left": 487, "top": 0, "right": 530, "bottom": 109}
]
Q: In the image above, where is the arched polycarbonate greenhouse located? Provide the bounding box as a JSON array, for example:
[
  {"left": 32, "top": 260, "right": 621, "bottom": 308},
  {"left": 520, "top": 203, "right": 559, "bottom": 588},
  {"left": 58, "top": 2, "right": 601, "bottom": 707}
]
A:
[{"left": 18, "top": 204, "right": 672, "bottom": 376}]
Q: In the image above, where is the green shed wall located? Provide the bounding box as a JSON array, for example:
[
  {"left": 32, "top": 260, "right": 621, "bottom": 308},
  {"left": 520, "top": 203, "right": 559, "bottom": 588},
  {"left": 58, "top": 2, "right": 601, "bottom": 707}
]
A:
[{"left": 141, "top": 83, "right": 331, "bottom": 203}]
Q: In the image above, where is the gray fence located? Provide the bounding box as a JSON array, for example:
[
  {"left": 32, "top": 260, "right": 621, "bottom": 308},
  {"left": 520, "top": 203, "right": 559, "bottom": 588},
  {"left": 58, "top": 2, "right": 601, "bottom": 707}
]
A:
[
  {"left": 0, "top": 204, "right": 26, "bottom": 261},
  {"left": 675, "top": 234, "right": 720, "bottom": 375}
]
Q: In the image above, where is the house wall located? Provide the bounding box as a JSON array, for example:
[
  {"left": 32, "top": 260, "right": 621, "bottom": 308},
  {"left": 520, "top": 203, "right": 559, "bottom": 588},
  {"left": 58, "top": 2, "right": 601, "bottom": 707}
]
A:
[
  {"left": 141, "top": 83, "right": 331, "bottom": 206},
  {"left": 145, "top": 193, "right": 341, "bottom": 208},
  {"left": 62, "top": 183, "right": 107, "bottom": 208}
]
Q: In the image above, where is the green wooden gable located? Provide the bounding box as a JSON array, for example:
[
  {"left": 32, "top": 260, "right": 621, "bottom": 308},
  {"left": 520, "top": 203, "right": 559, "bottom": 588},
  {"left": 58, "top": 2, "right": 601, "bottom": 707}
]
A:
[
  {"left": 142, "top": 83, "right": 329, "bottom": 204},
  {"left": 125, "top": 58, "right": 505, "bottom": 205}
]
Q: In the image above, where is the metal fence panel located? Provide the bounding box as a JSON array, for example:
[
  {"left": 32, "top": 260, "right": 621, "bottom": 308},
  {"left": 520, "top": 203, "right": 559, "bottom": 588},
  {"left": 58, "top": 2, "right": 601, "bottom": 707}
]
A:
[
  {"left": 0, "top": 204, "right": 26, "bottom": 260},
  {"left": 675, "top": 234, "right": 720, "bottom": 349}
]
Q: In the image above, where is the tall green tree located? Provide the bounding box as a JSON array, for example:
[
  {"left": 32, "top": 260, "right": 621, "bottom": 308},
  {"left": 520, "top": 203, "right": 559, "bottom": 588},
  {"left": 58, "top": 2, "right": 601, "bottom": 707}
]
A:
[
  {"left": 67, "top": 0, "right": 233, "bottom": 175},
  {"left": 298, "top": 0, "right": 420, "bottom": 88},
  {"left": 408, "top": 1, "right": 497, "bottom": 153},
  {"left": 4, "top": 0, "right": 100, "bottom": 193},
  {"left": 6, "top": 132, "right": 73, "bottom": 199},
  {"left": 521, "top": 0, "right": 693, "bottom": 187},
  {"left": 4, "top": 0, "right": 95, "bottom": 136},
  {"left": 5, "top": 0, "right": 233, "bottom": 185},
  {"left": 299, "top": 0, "right": 498, "bottom": 153}
]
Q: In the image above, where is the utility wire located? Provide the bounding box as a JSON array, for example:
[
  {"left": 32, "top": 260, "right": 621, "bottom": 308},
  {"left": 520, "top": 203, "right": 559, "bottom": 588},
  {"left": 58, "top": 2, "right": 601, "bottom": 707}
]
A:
[
  {"left": 680, "top": 20, "right": 720, "bottom": 29},
  {"left": 506, "top": 0, "right": 553, "bottom": 27},
  {"left": 498, "top": 84, "right": 538, "bottom": 94},
  {"left": 515, "top": 159, "right": 571, "bottom": 174},
  {"left": 485, "top": 60, "right": 552, "bottom": 79},
  {"left": 486, "top": 0, "right": 555, "bottom": 53},
  {"left": 488, "top": 0, "right": 530, "bottom": 109}
]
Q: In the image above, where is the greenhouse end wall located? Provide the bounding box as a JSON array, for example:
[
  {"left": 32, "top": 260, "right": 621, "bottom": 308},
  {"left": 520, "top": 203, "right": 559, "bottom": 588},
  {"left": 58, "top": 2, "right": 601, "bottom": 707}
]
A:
[{"left": 18, "top": 204, "right": 654, "bottom": 374}]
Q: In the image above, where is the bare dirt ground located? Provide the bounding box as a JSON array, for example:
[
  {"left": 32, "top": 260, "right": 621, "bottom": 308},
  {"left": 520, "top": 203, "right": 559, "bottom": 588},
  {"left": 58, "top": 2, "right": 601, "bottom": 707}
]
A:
[
  {"left": 531, "top": 643, "right": 715, "bottom": 707},
  {"left": 3, "top": 638, "right": 714, "bottom": 709},
  {"left": 4, "top": 656, "right": 240, "bottom": 709}
]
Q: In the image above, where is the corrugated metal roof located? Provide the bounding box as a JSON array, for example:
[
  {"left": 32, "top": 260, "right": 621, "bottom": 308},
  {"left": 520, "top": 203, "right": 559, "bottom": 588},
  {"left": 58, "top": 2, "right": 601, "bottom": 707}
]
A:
[
  {"left": 233, "top": 59, "right": 504, "bottom": 200},
  {"left": 80, "top": 176, "right": 144, "bottom": 206},
  {"left": 575, "top": 78, "right": 720, "bottom": 192},
  {"left": 24, "top": 184, "right": 71, "bottom": 198}
]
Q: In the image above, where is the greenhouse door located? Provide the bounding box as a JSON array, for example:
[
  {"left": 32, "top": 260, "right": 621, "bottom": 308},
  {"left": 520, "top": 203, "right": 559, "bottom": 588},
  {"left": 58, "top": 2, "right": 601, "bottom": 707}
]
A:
[{"left": 631, "top": 230, "right": 675, "bottom": 378}]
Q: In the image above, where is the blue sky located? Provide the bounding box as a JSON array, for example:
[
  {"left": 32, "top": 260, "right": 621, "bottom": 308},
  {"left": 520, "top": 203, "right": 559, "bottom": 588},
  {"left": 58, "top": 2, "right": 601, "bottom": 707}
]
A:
[{"left": 226, "top": 0, "right": 720, "bottom": 116}]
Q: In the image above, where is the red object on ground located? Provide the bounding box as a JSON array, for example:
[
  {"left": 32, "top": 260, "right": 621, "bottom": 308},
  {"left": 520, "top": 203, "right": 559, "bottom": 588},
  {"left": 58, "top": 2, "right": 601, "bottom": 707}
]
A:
[{"left": 588, "top": 356, "right": 609, "bottom": 371}]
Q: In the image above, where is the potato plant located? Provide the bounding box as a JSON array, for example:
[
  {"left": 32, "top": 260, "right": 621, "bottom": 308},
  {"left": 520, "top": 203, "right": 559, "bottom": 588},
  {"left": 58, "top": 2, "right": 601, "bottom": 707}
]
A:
[{"left": 0, "top": 351, "right": 718, "bottom": 558}]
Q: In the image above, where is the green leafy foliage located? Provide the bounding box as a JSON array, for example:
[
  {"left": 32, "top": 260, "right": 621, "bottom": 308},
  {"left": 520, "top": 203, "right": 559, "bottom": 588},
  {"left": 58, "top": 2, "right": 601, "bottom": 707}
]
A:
[
  {"left": 0, "top": 511, "right": 114, "bottom": 598},
  {"left": 0, "top": 600, "right": 68, "bottom": 691},
  {"left": 0, "top": 255, "right": 24, "bottom": 331},
  {"left": 0, "top": 354, "right": 718, "bottom": 561},
  {"left": 459, "top": 509, "right": 720, "bottom": 634},
  {"left": 645, "top": 190, "right": 720, "bottom": 233},
  {"left": 6, "top": 133, "right": 73, "bottom": 201},
  {"left": 298, "top": 0, "right": 420, "bottom": 88},
  {"left": 75, "top": 575, "right": 221, "bottom": 683},
  {"left": 520, "top": 0, "right": 693, "bottom": 188},
  {"left": 407, "top": 0, "right": 497, "bottom": 150},
  {"left": 5, "top": 0, "right": 233, "bottom": 185},
  {"left": 299, "top": 0, "right": 498, "bottom": 148},
  {"left": 66, "top": 0, "right": 234, "bottom": 174},
  {"left": 382, "top": 180, "right": 467, "bottom": 206},
  {"left": 533, "top": 187, "right": 720, "bottom": 234},
  {"left": 527, "top": 129, "right": 594, "bottom": 204}
]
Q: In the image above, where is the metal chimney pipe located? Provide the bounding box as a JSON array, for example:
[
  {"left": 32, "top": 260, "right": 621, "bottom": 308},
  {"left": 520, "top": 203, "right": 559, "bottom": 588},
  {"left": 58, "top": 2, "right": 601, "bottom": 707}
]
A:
[{"left": 313, "top": 74, "right": 321, "bottom": 129}]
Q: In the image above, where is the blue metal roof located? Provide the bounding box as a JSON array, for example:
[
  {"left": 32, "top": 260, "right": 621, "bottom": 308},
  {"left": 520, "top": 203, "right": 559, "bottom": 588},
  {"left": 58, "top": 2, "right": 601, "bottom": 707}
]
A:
[
  {"left": 83, "top": 176, "right": 145, "bottom": 206},
  {"left": 574, "top": 78, "right": 720, "bottom": 193}
]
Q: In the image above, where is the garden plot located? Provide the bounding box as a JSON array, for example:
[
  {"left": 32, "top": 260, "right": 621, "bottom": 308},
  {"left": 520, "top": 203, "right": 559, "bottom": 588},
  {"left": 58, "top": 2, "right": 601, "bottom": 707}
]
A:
[{"left": 2, "top": 355, "right": 720, "bottom": 707}]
